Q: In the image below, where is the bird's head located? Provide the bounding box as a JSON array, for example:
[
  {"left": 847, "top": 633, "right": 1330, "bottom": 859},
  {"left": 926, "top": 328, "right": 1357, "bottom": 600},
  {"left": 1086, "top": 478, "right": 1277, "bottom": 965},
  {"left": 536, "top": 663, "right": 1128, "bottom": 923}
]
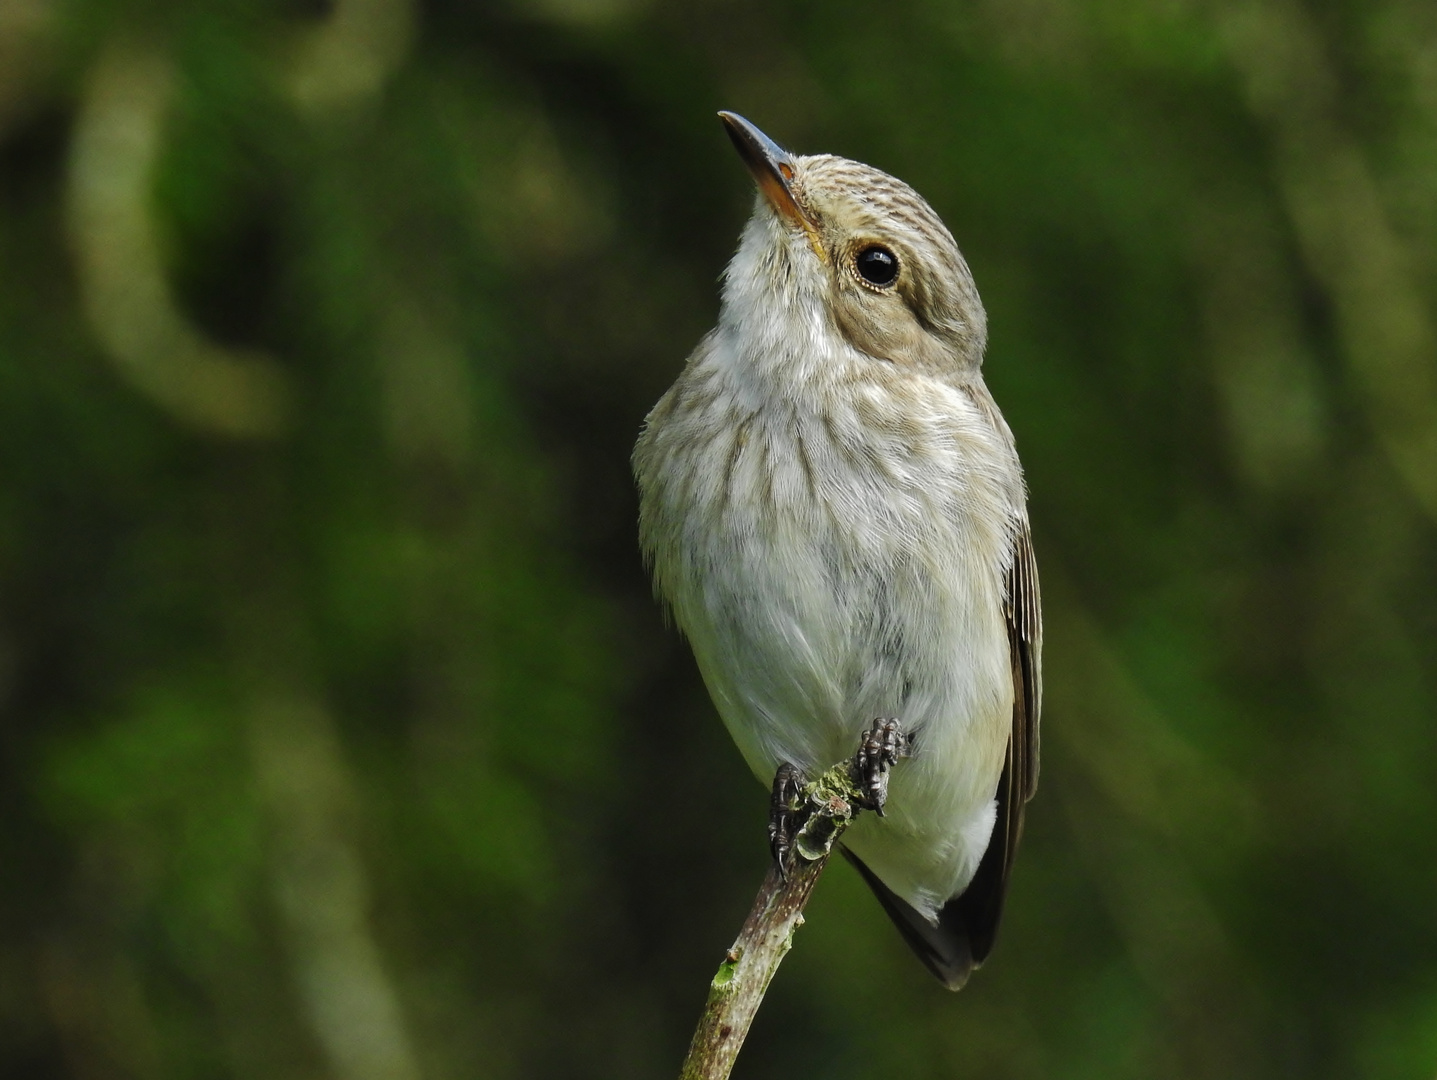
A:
[{"left": 717, "top": 111, "right": 987, "bottom": 377}]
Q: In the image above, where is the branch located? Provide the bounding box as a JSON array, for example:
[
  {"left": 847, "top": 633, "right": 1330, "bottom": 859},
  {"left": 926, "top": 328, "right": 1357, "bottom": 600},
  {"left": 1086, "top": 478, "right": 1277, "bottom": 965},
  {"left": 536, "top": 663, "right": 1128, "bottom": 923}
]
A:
[{"left": 677, "top": 761, "right": 865, "bottom": 1080}]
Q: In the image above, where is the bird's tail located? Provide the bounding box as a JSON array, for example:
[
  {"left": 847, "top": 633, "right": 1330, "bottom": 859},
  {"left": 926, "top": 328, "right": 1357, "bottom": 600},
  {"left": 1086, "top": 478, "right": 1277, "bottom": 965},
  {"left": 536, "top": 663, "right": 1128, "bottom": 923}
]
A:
[{"left": 841, "top": 838, "right": 1007, "bottom": 991}]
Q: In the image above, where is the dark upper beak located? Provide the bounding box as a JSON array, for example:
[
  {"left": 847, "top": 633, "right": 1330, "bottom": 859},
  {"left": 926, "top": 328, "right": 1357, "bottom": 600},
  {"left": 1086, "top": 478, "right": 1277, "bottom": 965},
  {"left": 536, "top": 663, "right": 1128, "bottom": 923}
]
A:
[{"left": 718, "top": 111, "right": 810, "bottom": 229}]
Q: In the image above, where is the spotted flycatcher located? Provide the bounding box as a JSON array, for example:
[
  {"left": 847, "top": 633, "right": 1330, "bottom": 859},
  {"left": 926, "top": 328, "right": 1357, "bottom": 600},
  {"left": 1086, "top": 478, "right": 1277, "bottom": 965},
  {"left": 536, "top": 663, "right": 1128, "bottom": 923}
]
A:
[{"left": 633, "top": 113, "right": 1041, "bottom": 990}]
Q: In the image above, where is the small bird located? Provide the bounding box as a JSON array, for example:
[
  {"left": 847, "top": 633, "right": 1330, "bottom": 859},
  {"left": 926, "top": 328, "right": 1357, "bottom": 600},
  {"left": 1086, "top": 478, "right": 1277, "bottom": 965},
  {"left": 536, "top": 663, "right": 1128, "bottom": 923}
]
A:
[{"left": 633, "top": 113, "right": 1041, "bottom": 990}]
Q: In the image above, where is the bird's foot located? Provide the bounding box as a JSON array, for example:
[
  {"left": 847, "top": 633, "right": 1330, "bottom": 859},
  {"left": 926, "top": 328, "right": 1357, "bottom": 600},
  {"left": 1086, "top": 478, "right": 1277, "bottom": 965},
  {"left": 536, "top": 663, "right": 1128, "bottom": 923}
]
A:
[
  {"left": 767, "top": 722, "right": 909, "bottom": 875},
  {"left": 768, "top": 762, "right": 807, "bottom": 878},
  {"left": 852, "top": 717, "right": 911, "bottom": 816}
]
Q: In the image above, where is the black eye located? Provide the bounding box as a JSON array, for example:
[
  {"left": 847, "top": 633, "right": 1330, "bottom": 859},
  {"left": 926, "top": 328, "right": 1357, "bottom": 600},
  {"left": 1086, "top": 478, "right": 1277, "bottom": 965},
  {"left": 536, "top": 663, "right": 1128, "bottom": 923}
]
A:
[{"left": 855, "top": 245, "right": 899, "bottom": 287}]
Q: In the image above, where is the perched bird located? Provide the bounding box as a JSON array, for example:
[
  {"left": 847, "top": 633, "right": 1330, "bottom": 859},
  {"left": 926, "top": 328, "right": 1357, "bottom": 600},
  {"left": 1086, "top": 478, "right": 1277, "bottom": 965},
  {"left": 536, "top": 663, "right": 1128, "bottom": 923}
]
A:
[{"left": 633, "top": 113, "right": 1041, "bottom": 990}]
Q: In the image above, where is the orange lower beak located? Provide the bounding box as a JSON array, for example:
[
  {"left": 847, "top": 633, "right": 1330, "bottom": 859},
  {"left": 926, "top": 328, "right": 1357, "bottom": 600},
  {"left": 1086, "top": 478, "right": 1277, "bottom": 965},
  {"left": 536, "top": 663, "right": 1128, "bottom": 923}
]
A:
[{"left": 718, "top": 111, "right": 812, "bottom": 232}]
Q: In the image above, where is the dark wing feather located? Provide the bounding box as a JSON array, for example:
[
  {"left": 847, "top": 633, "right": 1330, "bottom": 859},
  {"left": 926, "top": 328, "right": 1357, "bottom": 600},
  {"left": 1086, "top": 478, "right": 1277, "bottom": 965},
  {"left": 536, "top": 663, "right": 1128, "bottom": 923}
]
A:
[
  {"left": 848, "top": 523, "right": 1042, "bottom": 990},
  {"left": 951, "top": 522, "right": 1041, "bottom": 957},
  {"left": 1006, "top": 522, "right": 1042, "bottom": 803}
]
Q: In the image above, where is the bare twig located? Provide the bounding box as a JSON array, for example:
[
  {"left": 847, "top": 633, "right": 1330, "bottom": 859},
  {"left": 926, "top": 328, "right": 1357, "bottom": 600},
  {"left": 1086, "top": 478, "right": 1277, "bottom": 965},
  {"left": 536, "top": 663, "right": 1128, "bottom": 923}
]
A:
[{"left": 677, "top": 762, "right": 865, "bottom": 1080}]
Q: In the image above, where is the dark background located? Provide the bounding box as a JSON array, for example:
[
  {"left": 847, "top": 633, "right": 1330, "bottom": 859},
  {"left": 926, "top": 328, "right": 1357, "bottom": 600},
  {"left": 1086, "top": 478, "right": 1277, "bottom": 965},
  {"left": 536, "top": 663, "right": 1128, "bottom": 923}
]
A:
[{"left": 2, "top": 1, "right": 1436, "bottom": 1077}]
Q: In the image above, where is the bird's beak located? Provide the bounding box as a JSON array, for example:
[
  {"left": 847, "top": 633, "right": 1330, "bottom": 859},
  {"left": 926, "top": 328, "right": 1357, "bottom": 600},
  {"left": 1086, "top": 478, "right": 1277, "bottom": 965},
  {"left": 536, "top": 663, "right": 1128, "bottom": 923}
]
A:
[{"left": 718, "top": 111, "right": 813, "bottom": 233}]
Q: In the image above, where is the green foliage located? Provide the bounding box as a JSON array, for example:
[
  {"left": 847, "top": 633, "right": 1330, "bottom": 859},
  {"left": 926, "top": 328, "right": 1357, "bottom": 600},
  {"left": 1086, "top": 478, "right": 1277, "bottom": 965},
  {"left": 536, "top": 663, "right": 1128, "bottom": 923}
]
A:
[{"left": 1, "top": 0, "right": 1435, "bottom": 1077}]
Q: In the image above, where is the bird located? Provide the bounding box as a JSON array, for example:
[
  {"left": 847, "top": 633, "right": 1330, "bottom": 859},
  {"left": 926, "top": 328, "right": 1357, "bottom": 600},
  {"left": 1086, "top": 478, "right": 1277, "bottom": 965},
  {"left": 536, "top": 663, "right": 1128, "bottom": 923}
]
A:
[{"left": 633, "top": 112, "right": 1041, "bottom": 991}]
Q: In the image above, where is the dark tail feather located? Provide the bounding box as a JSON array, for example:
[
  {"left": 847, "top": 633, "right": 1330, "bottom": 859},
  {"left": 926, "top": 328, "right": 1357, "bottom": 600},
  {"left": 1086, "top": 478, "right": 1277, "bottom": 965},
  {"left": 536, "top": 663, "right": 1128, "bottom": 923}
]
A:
[
  {"left": 841, "top": 846, "right": 976, "bottom": 990},
  {"left": 841, "top": 824, "right": 1011, "bottom": 992}
]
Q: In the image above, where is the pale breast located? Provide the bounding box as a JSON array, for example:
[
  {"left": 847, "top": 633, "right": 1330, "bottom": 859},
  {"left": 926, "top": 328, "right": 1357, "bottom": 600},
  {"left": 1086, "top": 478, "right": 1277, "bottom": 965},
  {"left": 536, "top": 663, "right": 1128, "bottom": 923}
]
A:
[{"left": 640, "top": 342, "right": 1016, "bottom": 745}]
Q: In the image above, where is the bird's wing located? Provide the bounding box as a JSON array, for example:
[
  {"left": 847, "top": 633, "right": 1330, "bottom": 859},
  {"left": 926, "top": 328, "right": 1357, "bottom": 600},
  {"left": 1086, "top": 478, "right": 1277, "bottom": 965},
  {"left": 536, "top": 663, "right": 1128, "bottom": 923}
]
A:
[
  {"left": 845, "top": 522, "right": 1042, "bottom": 990},
  {"left": 1006, "top": 520, "right": 1042, "bottom": 805}
]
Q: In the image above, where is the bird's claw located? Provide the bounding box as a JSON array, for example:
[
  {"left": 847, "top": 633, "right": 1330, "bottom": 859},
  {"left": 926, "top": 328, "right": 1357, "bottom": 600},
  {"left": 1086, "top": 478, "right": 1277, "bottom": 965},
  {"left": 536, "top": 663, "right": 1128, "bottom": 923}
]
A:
[
  {"left": 768, "top": 761, "right": 806, "bottom": 878},
  {"left": 852, "top": 717, "right": 910, "bottom": 816}
]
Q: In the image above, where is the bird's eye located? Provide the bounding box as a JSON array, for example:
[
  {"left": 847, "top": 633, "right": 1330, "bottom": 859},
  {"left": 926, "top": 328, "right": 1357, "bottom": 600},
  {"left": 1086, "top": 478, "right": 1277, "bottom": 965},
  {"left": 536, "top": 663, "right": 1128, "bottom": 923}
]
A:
[{"left": 855, "top": 245, "right": 899, "bottom": 288}]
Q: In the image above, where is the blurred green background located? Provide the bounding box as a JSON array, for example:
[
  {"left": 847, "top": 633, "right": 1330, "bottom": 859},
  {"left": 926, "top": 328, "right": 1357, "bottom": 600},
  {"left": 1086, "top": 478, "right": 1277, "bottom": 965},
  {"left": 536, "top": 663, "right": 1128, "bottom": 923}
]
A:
[{"left": 2, "top": 0, "right": 1436, "bottom": 1077}]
